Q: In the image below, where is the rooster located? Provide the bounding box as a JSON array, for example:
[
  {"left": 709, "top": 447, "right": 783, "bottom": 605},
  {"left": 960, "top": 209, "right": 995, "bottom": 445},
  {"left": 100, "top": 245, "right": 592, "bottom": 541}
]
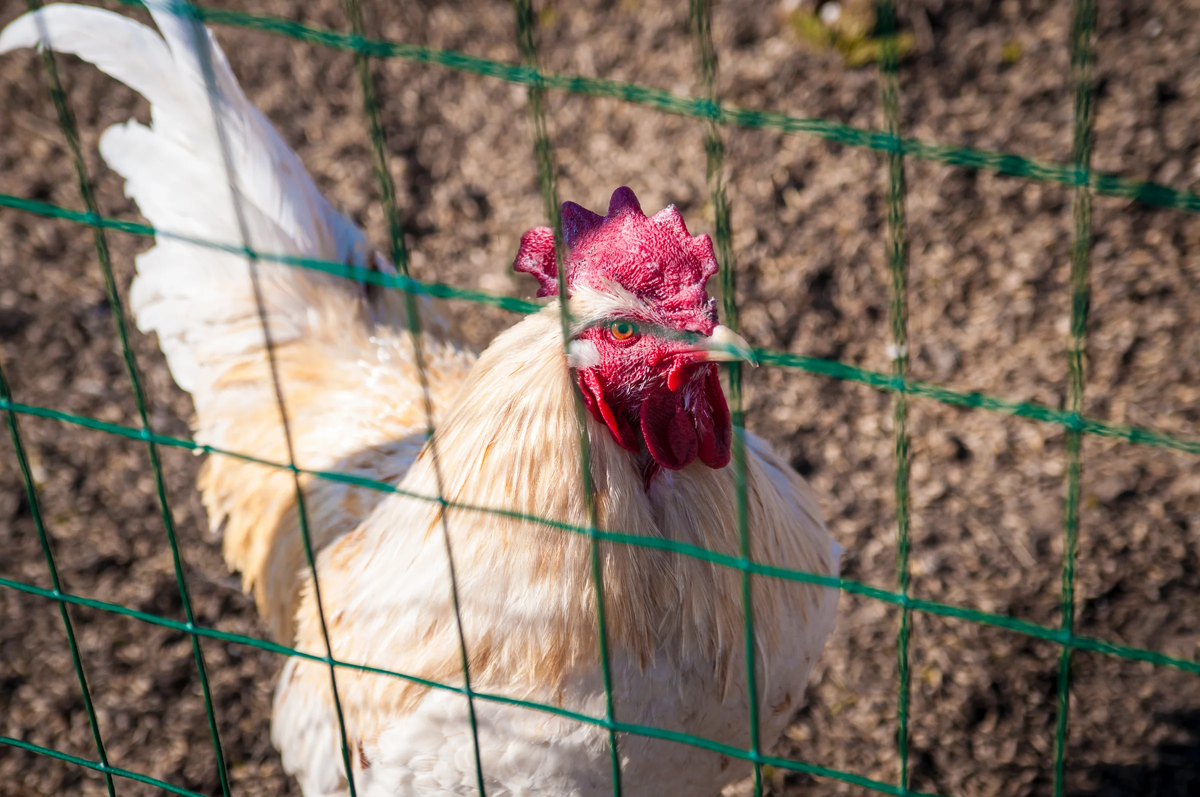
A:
[{"left": 1, "top": 4, "right": 842, "bottom": 796}]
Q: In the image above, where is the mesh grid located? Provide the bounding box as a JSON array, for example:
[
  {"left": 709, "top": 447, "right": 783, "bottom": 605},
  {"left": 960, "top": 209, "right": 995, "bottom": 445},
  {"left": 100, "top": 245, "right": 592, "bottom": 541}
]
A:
[{"left": 0, "top": 1, "right": 1197, "bottom": 796}]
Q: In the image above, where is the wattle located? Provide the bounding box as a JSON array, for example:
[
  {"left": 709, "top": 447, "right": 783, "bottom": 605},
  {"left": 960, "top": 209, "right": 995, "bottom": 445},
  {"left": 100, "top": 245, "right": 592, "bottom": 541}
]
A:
[
  {"left": 639, "top": 366, "right": 731, "bottom": 471},
  {"left": 640, "top": 389, "right": 698, "bottom": 469},
  {"left": 577, "top": 366, "right": 732, "bottom": 475}
]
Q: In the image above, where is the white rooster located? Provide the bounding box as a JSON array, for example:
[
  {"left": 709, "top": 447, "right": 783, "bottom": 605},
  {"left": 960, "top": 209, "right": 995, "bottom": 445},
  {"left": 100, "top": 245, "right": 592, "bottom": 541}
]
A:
[{"left": 1, "top": 4, "right": 841, "bottom": 796}]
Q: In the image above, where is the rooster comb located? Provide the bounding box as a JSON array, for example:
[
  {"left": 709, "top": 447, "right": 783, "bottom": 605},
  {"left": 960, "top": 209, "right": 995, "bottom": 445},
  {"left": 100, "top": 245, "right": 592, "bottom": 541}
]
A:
[{"left": 513, "top": 187, "right": 719, "bottom": 318}]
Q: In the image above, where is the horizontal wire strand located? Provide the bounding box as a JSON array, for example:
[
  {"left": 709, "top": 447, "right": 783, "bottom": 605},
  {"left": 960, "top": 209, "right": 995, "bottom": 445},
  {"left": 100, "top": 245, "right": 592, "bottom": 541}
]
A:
[
  {"left": 3, "top": 193, "right": 1196, "bottom": 456},
  {"left": 5, "top": 562, "right": 1199, "bottom": 797},
  {"left": 88, "top": 0, "right": 1200, "bottom": 215},
  {"left": 0, "top": 737, "right": 209, "bottom": 797},
  {"left": 0, "top": 581, "right": 935, "bottom": 797},
  {"left": 0, "top": 404, "right": 1196, "bottom": 679}
]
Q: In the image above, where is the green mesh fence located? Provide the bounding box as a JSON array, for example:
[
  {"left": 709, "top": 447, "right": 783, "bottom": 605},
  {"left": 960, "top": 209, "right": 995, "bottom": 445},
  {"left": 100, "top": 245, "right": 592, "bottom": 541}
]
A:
[{"left": 1, "top": 0, "right": 1198, "bottom": 796}]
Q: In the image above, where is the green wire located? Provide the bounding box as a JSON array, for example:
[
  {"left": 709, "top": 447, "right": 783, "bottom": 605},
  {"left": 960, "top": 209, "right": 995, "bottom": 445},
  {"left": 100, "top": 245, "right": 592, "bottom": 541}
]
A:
[
  {"left": 875, "top": 1, "right": 913, "bottom": 790},
  {"left": 0, "top": 190, "right": 540, "bottom": 311},
  {"left": 510, "top": 2, "right": 624, "bottom": 794},
  {"left": 96, "top": 0, "right": 1200, "bottom": 216},
  {"left": 0, "top": 736, "right": 209, "bottom": 797},
  {"left": 687, "top": 1, "right": 762, "bottom": 794},
  {"left": 0, "top": 197, "right": 1195, "bottom": 458},
  {"left": 0, "top": 361, "right": 116, "bottom": 797},
  {"left": 24, "top": 3, "right": 232, "bottom": 793},
  {"left": 4, "top": 389, "right": 1200, "bottom": 674},
  {"left": 3, "top": 556, "right": 1196, "bottom": 696},
  {"left": 6, "top": 548, "right": 1199, "bottom": 797},
  {"left": 1, "top": 188, "right": 1198, "bottom": 457},
  {"left": 339, "top": 0, "right": 488, "bottom": 792},
  {"left": 4, "top": 389, "right": 1199, "bottom": 670},
  {"left": 4, "top": 391, "right": 1195, "bottom": 523},
  {"left": 1054, "top": 1, "right": 1097, "bottom": 794}
]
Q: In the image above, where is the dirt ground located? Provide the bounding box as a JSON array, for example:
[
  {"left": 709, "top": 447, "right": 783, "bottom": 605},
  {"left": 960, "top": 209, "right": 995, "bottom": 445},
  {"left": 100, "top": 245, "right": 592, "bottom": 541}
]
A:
[{"left": 1, "top": 0, "right": 1198, "bottom": 795}]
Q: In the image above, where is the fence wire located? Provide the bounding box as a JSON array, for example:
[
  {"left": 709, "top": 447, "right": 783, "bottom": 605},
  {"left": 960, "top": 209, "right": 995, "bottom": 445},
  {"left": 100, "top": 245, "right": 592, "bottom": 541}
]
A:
[
  {"left": 1053, "top": 3, "right": 1098, "bottom": 796},
  {"left": 875, "top": 1, "right": 913, "bottom": 791},
  {"left": 511, "top": 0, "right": 627, "bottom": 793},
  {"left": 0, "top": 1, "right": 1197, "bottom": 797},
  {"left": 687, "top": 0, "right": 764, "bottom": 792}
]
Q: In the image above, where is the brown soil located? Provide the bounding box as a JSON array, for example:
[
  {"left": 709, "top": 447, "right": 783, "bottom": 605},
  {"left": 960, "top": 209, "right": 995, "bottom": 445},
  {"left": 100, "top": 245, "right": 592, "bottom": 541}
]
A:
[{"left": 1, "top": 1, "right": 1197, "bottom": 796}]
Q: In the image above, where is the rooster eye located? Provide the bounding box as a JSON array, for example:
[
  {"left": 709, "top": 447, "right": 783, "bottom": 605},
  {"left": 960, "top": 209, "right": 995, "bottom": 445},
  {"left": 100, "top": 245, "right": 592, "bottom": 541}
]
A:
[{"left": 609, "top": 320, "right": 639, "bottom": 341}]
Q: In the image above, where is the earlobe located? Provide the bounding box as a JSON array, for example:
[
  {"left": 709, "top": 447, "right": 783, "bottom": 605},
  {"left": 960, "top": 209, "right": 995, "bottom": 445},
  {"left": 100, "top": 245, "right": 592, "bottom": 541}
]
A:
[{"left": 567, "top": 339, "right": 601, "bottom": 369}]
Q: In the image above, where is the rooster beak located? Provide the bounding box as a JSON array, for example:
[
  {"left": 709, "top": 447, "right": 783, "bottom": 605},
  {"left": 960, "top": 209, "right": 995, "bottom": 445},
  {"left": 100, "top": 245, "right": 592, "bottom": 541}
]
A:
[{"left": 692, "top": 325, "right": 757, "bottom": 366}]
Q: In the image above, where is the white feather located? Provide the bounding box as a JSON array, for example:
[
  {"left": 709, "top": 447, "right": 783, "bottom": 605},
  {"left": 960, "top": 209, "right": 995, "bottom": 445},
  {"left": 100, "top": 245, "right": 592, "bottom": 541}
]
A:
[
  {"left": 0, "top": 4, "right": 178, "bottom": 119},
  {"left": 566, "top": 339, "right": 601, "bottom": 369},
  {"left": 0, "top": 1, "right": 375, "bottom": 398}
]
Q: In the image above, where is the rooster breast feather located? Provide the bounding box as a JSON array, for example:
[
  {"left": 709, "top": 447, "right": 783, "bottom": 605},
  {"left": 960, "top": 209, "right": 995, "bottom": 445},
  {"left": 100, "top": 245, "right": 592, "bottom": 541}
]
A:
[
  {"left": 0, "top": 2, "right": 474, "bottom": 642},
  {"left": 268, "top": 309, "right": 841, "bottom": 797}
]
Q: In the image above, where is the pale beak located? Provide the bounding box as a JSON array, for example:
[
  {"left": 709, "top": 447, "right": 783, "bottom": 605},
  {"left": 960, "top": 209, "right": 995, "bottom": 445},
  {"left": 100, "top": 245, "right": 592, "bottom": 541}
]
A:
[{"left": 691, "top": 325, "right": 757, "bottom": 365}]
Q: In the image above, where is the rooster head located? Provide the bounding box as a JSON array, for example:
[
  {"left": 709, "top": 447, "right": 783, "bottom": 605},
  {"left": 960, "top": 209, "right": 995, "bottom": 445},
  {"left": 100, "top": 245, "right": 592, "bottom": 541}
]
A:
[{"left": 513, "top": 186, "right": 753, "bottom": 482}]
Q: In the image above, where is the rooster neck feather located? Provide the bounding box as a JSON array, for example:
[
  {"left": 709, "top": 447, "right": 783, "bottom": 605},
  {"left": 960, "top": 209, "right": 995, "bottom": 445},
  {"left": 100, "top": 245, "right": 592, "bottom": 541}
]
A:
[{"left": 293, "top": 306, "right": 838, "bottom": 735}]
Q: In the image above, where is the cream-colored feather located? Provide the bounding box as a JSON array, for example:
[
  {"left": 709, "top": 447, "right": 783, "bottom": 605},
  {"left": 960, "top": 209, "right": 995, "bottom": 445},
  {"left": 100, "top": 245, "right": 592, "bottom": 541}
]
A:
[{"left": 275, "top": 304, "right": 840, "bottom": 796}]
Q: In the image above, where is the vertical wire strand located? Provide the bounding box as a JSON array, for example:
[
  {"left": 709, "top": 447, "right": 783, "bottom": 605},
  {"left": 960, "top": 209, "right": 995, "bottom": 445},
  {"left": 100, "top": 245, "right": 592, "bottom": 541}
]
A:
[
  {"left": 511, "top": 3, "right": 624, "bottom": 794},
  {"left": 1054, "top": 2, "right": 1096, "bottom": 794},
  {"left": 25, "top": 4, "right": 232, "bottom": 793},
  {"left": 339, "top": 0, "right": 487, "bottom": 792},
  {"left": 167, "top": 2, "right": 359, "bottom": 794},
  {"left": 688, "top": 2, "right": 761, "bottom": 793},
  {"left": 0, "top": 362, "right": 117, "bottom": 797},
  {"left": 876, "top": 2, "right": 912, "bottom": 791}
]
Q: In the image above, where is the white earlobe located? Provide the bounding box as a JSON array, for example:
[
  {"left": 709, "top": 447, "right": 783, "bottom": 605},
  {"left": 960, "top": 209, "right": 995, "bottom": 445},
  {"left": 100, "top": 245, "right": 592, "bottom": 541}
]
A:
[{"left": 566, "top": 339, "right": 601, "bottom": 369}]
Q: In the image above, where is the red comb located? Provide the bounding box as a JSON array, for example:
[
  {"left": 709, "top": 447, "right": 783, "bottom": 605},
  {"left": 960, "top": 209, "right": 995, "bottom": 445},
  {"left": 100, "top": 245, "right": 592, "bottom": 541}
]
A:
[{"left": 512, "top": 187, "right": 718, "bottom": 330}]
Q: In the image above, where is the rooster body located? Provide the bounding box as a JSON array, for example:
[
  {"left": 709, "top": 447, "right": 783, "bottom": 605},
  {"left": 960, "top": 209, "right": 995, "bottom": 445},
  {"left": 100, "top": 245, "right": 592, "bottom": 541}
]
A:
[{"left": 1, "top": 5, "right": 841, "bottom": 796}]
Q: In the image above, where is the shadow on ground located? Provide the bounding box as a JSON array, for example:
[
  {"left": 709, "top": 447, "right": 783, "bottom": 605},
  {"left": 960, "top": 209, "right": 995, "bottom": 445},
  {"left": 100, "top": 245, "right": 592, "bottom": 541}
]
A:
[{"left": 1069, "top": 709, "right": 1200, "bottom": 797}]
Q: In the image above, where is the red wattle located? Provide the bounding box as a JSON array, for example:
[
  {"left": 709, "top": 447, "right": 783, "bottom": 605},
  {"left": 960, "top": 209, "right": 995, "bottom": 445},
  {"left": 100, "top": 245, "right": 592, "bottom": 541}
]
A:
[
  {"left": 580, "top": 365, "right": 731, "bottom": 478},
  {"left": 640, "top": 389, "right": 698, "bottom": 470},
  {"left": 696, "top": 366, "right": 731, "bottom": 468},
  {"left": 579, "top": 370, "right": 639, "bottom": 452},
  {"left": 667, "top": 361, "right": 688, "bottom": 392}
]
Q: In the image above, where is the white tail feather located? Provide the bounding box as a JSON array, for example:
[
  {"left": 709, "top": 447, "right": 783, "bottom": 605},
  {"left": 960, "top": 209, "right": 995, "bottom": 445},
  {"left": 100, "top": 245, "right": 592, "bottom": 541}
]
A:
[{"left": 0, "top": 1, "right": 381, "bottom": 399}]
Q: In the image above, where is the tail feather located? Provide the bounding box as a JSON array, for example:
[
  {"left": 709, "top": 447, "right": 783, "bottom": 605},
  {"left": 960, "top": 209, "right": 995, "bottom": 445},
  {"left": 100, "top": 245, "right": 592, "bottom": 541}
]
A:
[
  {"left": 1, "top": 2, "right": 472, "bottom": 641},
  {"left": 0, "top": 4, "right": 179, "bottom": 119},
  {"left": 1, "top": 1, "right": 386, "bottom": 398}
]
